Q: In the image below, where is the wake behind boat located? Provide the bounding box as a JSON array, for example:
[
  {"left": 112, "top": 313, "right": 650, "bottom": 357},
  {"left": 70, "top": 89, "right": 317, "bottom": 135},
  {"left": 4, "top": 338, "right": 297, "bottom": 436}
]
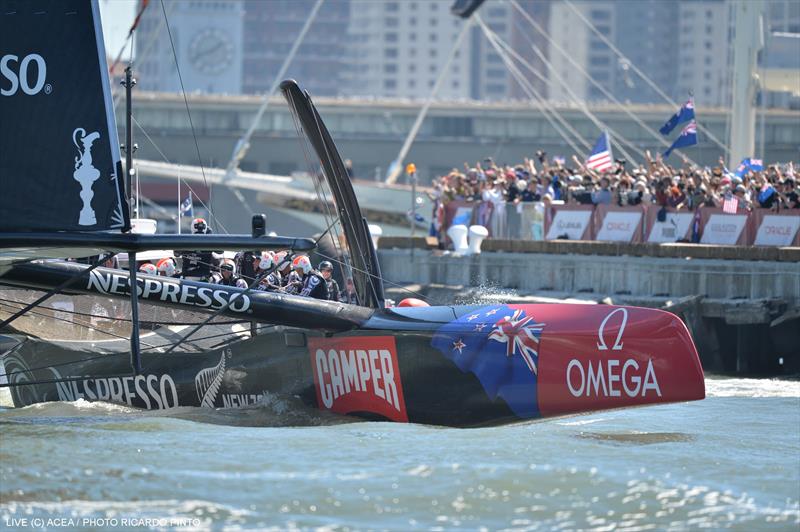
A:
[{"left": 0, "top": 0, "right": 704, "bottom": 426}]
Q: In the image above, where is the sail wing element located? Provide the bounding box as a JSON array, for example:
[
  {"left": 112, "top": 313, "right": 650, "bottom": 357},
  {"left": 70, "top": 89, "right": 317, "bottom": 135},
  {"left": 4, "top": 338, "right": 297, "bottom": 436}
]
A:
[
  {"left": 280, "top": 80, "right": 385, "bottom": 309},
  {"left": 0, "top": 0, "right": 129, "bottom": 232}
]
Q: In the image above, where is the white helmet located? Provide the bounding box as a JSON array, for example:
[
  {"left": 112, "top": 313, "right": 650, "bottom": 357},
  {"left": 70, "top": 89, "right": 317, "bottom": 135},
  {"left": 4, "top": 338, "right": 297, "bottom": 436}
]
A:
[
  {"left": 220, "top": 259, "right": 236, "bottom": 275},
  {"left": 292, "top": 255, "right": 312, "bottom": 275},
  {"left": 156, "top": 257, "right": 176, "bottom": 277},
  {"left": 139, "top": 262, "right": 157, "bottom": 275},
  {"left": 258, "top": 251, "right": 274, "bottom": 270}
]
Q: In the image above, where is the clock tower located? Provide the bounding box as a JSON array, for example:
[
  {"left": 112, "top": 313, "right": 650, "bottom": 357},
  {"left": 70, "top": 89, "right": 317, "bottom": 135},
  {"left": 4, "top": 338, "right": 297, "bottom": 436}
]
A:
[{"left": 136, "top": 0, "right": 243, "bottom": 94}]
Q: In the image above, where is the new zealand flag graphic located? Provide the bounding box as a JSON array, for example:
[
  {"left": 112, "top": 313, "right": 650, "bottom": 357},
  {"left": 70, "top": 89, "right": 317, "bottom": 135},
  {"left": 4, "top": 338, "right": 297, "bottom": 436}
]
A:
[{"left": 431, "top": 305, "right": 545, "bottom": 418}]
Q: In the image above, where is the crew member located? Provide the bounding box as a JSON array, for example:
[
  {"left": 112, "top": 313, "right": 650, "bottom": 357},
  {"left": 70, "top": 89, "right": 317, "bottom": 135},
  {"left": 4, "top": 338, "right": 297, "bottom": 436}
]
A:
[
  {"left": 293, "top": 255, "right": 327, "bottom": 300},
  {"left": 209, "top": 259, "right": 247, "bottom": 288},
  {"left": 180, "top": 218, "right": 217, "bottom": 280},
  {"left": 339, "top": 277, "right": 359, "bottom": 305},
  {"left": 156, "top": 257, "right": 179, "bottom": 278},
  {"left": 256, "top": 252, "right": 283, "bottom": 291},
  {"left": 236, "top": 250, "right": 259, "bottom": 285},
  {"left": 318, "top": 261, "right": 340, "bottom": 302},
  {"left": 138, "top": 262, "right": 158, "bottom": 275},
  {"left": 285, "top": 255, "right": 305, "bottom": 295}
]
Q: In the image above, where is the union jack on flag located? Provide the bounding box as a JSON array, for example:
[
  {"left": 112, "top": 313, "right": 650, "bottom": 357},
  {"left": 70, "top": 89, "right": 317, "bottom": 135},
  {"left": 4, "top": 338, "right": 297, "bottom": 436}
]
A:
[
  {"left": 430, "top": 304, "right": 546, "bottom": 418},
  {"left": 663, "top": 120, "right": 698, "bottom": 158},
  {"left": 488, "top": 309, "right": 545, "bottom": 375}
]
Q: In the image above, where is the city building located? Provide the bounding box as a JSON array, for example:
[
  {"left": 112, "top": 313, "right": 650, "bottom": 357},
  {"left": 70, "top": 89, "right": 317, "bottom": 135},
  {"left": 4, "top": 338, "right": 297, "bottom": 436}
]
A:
[
  {"left": 132, "top": 0, "right": 797, "bottom": 111},
  {"left": 134, "top": 0, "right": 244, "bottom": 94},
  {"left": 345, "top": 0, "right": 473, "bottom": 100},
  {"left": 242, "top": 0, "right": 350, "bottom": 96}
]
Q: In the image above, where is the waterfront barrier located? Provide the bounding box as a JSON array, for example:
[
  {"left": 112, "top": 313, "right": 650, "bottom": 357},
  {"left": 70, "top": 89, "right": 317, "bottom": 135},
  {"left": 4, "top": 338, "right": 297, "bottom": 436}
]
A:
[{"left": 433, "top": 201, "right": 800, "bottom": 247}]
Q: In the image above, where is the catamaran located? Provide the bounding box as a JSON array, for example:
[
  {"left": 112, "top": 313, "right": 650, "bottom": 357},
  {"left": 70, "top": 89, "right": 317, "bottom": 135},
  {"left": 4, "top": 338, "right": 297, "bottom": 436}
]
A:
[{"left": 0, "top": 0, "right": 704, "bottom": 426}]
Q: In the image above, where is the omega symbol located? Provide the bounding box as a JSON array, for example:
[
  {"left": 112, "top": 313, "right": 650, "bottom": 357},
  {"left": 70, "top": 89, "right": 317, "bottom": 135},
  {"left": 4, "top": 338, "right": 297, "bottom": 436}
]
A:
[{"left": 597, "top": 307, "right": 628, "bottom": 351}]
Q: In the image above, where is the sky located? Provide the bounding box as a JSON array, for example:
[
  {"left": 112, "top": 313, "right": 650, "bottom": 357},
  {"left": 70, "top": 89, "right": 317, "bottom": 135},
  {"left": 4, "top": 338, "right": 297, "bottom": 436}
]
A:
[{"left": 98, "top": 0, "right": 138, "bottom": 61}]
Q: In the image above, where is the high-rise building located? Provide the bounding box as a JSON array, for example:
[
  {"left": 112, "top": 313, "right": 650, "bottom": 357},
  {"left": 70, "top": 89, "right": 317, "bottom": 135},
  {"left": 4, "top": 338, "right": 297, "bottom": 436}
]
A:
[
  {"left": 132, "top": 0, "right": 796, "bottom": 111},
  {"left": 345, "top": 0, "right": 473, "bottom": 100},
  {"left": 135, "top": 0, "right": 244, "bottom": 94},
  {"left": 674, "top": 0, "right": 730, "bottom": 107},
  {"left": 546, "top": 0, "right": 731, "bottom": 107},
  {"left": 242, "top": 0, "right": 350, "bottom": 96}
]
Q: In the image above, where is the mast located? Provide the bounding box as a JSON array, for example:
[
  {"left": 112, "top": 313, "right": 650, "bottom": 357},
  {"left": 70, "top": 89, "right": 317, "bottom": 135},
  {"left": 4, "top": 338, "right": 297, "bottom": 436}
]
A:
[{"left": 122, "top": 64, "right": 142, "bottom": 374}]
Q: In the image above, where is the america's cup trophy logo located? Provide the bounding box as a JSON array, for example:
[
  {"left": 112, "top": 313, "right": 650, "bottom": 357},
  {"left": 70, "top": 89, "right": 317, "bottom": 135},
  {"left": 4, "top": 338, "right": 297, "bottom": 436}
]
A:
[{"left": 72, "top": 127, "right": 101, "bottom": 226}]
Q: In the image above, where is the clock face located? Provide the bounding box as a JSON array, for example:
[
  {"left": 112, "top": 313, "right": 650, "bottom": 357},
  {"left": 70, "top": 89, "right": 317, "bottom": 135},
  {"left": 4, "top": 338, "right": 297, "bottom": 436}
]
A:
[{"left": 188, "top": 28, "right": 234, "bottom": 75}]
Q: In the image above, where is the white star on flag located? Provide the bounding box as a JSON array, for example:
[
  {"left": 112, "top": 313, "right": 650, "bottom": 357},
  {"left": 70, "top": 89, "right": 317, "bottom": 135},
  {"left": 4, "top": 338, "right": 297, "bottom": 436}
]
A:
[
  {"left": 474, "top": 323, "right": 486, "bottom": 332},
  {"left": 452, "top": 338, "right": 466, "bottom": 354},
  {"left": 485, "top": 308, "right": 499, "bottom": 316},
  {"left": 466, "top": 314, "right": 480, "bottom": 321}
]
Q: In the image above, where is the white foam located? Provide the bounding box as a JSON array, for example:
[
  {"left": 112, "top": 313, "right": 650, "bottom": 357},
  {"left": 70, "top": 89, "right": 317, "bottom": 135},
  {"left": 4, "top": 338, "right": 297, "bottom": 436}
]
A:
[{"left": 705, "top": 376, "right": 800, "bottom": 398}]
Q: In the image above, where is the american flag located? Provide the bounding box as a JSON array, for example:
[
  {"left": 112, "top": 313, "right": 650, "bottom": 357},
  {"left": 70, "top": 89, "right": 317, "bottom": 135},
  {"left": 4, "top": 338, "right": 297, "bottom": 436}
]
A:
[
  {"left": 586, "top": 131, "right": 613, "bottom": 172},
  {"left": 722, "top": 193, "right": 738, "bottom": 214},
  {"left": 431, "top": 304, "right": 546, "bottom": 418}
]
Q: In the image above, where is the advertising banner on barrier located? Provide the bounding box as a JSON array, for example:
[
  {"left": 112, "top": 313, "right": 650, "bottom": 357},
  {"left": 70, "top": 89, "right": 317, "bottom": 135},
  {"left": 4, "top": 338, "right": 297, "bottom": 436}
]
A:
[
  {"left": 645, "top": 208, "right": 694, "bottom": 243},
  {"left": 752, "top": 211, "right": 800, "bottom": 246},
  {"left": 545, "top": 205, "right": 594, "bottom": 240},
  {"left": 593, "top": 205, "right": 645, "bottom": 243},
  {"left": 699, "top": 210, "right": 749, "bottom": 245}
]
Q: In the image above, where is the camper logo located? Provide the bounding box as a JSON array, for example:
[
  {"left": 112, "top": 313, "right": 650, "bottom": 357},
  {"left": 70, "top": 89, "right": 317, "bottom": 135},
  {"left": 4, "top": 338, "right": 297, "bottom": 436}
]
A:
[{"left": 72, "top": 128, "right": 101, "bottom": 225}]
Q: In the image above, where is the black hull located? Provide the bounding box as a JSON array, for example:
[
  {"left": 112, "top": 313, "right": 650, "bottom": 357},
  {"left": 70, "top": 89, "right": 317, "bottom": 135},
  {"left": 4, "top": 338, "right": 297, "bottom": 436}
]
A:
[{"left": 1, "top": 325, "right": 514, "bottom": 427}]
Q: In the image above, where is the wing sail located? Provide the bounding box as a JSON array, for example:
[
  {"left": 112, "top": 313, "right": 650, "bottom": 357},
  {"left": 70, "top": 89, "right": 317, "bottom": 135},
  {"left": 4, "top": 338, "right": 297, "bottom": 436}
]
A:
[{"left": 0, "top": 0, "right": 129, "bottom": 232}]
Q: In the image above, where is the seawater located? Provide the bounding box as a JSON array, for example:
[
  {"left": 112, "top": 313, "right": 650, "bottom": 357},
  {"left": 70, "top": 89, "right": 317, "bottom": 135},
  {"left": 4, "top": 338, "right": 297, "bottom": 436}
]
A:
[{"left": 1, "top": 376, "right": 798, "bottom": 530}]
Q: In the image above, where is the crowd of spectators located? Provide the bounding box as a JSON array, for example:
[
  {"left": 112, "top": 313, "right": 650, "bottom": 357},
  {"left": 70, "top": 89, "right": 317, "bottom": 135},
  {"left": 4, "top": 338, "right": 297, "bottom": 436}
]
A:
[{"left": 428, "top": 151, "right": 798, "bottom": 239}]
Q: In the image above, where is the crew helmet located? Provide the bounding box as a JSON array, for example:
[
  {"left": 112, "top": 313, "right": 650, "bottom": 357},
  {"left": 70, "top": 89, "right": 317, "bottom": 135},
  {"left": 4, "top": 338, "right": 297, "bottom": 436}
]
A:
[
  {"left": 292, "top": 255, "right": 312, "bottom": 275},
  {"left": 192, "top": 218, "right": 208, "bottom": 234},
  {"left": 220, "top": 259, "right": 236, "bottom": 274},
  {"left": 318, "top": 260, "right": 334, "bottom": 272},
  {"left": 139, "top": 262, "right": 157, "bottom": 275},
  {"left": 258, "top": 251, "right": 275, "bottom": 270},
  {"left": 156, "top": 257, "right": 176, "bottom": 277}
]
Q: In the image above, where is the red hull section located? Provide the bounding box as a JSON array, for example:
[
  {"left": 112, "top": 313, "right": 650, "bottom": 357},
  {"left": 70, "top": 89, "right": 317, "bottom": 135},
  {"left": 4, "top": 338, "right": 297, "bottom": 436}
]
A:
[
  {"left": 533, "top": 305, "right": 705, "bottom": 417},
  {"left": 309, "top": 336, "right": 409, "bottom": 422}
]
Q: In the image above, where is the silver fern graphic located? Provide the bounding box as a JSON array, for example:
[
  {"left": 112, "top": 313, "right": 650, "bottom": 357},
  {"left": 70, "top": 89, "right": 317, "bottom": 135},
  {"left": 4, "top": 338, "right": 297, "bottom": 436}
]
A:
[{"left": 195, "top": 350, "right": 227, "bottom": 407}]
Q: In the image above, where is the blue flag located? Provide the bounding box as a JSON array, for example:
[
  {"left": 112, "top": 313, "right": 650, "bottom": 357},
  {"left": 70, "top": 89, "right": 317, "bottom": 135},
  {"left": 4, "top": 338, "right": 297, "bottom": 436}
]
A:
[
  {"left": 430, "top": 304, "right": 545, "bottom": 418},
  {"left": 734, "top": 158, "right": 764, "bottom": 178},
  {"left": 180, "top": 194, "right": 193, "bottom": 217},
  {"left": 659, "top": 98, "right": 695, "bottom": 136},
  {"left": 663, "top": 120, "right": 697, "bottom": 158}
]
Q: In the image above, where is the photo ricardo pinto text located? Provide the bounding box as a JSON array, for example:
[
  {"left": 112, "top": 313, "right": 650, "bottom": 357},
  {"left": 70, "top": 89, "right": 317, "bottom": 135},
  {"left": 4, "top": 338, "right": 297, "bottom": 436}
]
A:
[{"left": 309, "top": 336, "right": 408, "bottom": 422}]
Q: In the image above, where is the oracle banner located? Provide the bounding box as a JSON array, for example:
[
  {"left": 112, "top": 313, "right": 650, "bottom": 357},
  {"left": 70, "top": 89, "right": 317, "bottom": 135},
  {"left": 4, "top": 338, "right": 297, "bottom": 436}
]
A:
[
  {"left": 752, "top": 212, "right": 800, "bottom": 246},
  {"left": 593, "top": 205, "right": 644, "bottom": 243}
]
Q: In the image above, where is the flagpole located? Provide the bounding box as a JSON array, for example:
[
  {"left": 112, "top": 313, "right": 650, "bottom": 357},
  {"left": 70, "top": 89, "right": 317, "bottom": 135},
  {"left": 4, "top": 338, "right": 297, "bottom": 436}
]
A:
[{"left": 177, "top": 167, "right": 181, "bottom": 235}]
